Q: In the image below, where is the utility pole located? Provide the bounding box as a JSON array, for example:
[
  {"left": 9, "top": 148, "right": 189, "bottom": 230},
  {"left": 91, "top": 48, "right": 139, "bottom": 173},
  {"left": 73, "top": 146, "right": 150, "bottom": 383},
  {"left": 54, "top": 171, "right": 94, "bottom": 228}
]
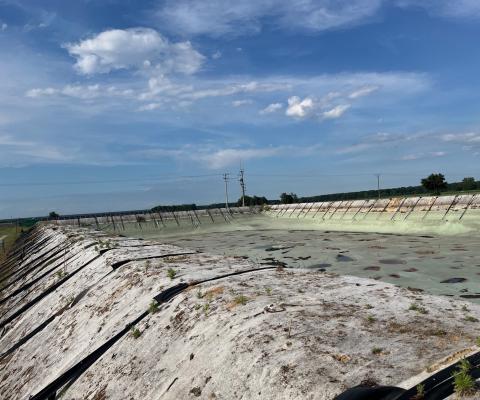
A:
[
  {"left": 239, "top": 166, "right": 246, "bottom": 207},
  {"left": 375, "top": 173, "right": 381, "bottom": 199},
  {"left": 223, "top": 173, "right": 230, "bottom": 211}
]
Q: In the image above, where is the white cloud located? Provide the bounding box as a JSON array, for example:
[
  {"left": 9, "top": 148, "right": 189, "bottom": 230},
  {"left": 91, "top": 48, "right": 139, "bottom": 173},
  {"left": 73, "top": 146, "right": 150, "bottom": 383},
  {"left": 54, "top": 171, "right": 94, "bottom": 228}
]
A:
[
  {"left": 441, "top": 132, "right": 480, "bottom": 144},
  {"left": 0, "top": 134, "right": 70, "bottom": 164},
  {"left": 286, "top": 96, "right": 350, "bottom": 120},
  {"left": 232, "top": 99, "right": 252, "bottom": 107},
  {"left": 396, "top": 0, "right": 480, "bottom": 19},
  {"left": 212, "top": 51, "right": 222, "bottom": 59},
  {"left": 64, "top": 28, "right": 204, "bottom": 75},
  {"left": 26, "top": 72, "right": 429, "bottom": 120},
  {"left": 26, "top": 84, "right": 135, "bottom": 100},
  {"left": 260, "top": 102, "right": 283, "bottom": 114},
  {"left": 156, "top": 0, "right": 480, "bottom": 38},
  {"left": 285, "top": 96, "right": 314, "bottom": 118},
  {"left": 156, "top": 0, "right": 383, "bottom": 36},
  {"left": 197, "top": 147, "right": 281, "bottom": 169},
  {"left": 400, "top": 151, "right": 446, "bottom": 161},
  {"left": 322, "top": 104, "right": 351, "bottom": 119},
  {"left": 1, "top": 23, "right": 7, "bottom": 31},
  {"left": 138, "top": 145, "right": 284, "bottom": 169},
  {"left": 348, "top": 85, "right": 380, "bottom": 99}
]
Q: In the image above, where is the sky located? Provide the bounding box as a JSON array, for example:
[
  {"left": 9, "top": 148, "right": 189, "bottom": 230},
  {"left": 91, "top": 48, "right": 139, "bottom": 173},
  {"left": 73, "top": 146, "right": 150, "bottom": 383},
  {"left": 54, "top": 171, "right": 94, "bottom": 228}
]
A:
[{"left": 1, "top": 0, "right": 480, "bottom": 218}]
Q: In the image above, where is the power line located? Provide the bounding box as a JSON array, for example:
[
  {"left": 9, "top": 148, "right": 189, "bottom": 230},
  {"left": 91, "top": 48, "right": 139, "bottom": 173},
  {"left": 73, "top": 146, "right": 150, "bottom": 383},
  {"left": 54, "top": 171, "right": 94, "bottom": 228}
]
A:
[{"left": 0, "top": 173, "right": 223, "bottom": 187}]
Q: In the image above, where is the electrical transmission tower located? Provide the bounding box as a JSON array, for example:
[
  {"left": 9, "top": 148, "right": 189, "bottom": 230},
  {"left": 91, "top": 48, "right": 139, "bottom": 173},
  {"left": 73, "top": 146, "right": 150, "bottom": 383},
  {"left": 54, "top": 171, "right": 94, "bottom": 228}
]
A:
[
  {"left": 239, "top": 166, "right": 246, "bottom": 207},
  {"left": 223, "top": 173, "right": 230, "bottom": 211}
]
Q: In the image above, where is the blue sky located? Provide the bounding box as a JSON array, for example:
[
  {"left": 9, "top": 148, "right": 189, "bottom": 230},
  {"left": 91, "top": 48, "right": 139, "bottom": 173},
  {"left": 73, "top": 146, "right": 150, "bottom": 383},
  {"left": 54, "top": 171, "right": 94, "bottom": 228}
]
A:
[{"left": 1, "top": 0, "right": 480, "bottom": 218}]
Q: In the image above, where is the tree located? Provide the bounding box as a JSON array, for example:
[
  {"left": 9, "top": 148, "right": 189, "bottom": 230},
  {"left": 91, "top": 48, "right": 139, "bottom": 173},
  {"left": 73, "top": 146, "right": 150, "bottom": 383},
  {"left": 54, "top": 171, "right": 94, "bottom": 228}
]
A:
[
  {"left": 461, "top": 177, "right": 477, "bottom": 191},
  {"left": 421, "top": 173, "right": 447, "bottom": 194},
  {"left": 237, "top": 195, "right": 268, "bottom": 206},
  {"left": 280, "top": 192, "right": 298, "bottom": 204},
  {"left": 49, "top": 211, "right": 60, "bottom": 219}
]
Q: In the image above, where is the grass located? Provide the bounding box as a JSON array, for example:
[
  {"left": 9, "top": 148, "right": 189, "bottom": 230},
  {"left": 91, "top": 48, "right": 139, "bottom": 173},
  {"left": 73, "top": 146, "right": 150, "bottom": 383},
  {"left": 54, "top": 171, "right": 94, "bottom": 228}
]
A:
[
  {"left": 145, "top": 259, "right": 151, "bottom": 272},
  {"left": 234, "top": 295, "right": 248, "bottom": 305},
  {"left": 476, "top": 337, "right": 480, "bottom": 347},
  {"left": 413, "top": 383, "right": 425, "bottom": 399},
  {"left": 265, "top": 287, "right": 272, "bottom": 295},
  {"left": 453, "top": 359, "right": 476, "bottom": 397},
  {"left": 149, "top": 300, "right": 159, "bottom": 314},
  {"left": 0, "top": 224, "right": 22, "bottom": 262},
  {"left": 55, "top": 269, "right": 67, "bottom": 279},
  {"left": 409, "top": 303, "right": 429, "bottom": 314},
  {"left": 366, "top": 315, "right": 376, "bottom": 323},
  {"left": 131, "top": 327, "right": 142, "bottom": 339},
  {"left": 167, "top": 268, "right": 177, "bottom": 280},
  {"left": 371, "top": 347, "right": 383, "bottom": 355},
  {"left": 464, "top": 315, "right": 479, "bottom": 323}
]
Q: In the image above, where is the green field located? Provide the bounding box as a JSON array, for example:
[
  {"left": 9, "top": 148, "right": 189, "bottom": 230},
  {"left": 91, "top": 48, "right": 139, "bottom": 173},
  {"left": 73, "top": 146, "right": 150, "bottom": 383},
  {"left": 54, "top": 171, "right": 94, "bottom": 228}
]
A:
[{"left": 0, "top": 224, "right": 22, "bottom": 262}]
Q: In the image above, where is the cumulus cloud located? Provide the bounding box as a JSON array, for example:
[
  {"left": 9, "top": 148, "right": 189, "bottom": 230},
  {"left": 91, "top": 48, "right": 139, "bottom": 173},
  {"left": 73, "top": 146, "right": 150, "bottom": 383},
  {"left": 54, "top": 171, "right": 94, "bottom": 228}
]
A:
[
  {"left": 64, "top": 28, "right": 204, "bottom": 75},
  {"left": 286, "top": 96, "right": 350, "bottom": 120},
  {"left": 259, "top": 103, "right": 283, "bottom": 114},
  {"left": 285, "top": 96, "right": 314, "bottom": 118}
]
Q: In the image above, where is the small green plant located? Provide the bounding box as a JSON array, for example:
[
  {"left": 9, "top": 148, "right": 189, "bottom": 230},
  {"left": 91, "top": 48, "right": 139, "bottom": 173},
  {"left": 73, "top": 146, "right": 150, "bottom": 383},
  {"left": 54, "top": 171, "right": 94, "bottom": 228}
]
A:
[
  {"left": 194, "top": 304, "right": 202, "bottom": 310},
  {"left": 196, "top": 290, "right": 203, "bottom": 299},
  {"left": 145, "top": 260, "right": 151, "bottom": 272},
  {"left": 149, "top": 300, "right": 159, "bottom": 314},
  {"left": 265, "top": 287, "right": 272, "bottom": 295},
  {"left": 409, "top": 303, "right": 429, "bottom": 314},
  {"left": 365, "top": 304, "right": 374, "bottom": 309},
  {"left": 413, "top": 383, "right": 425, "bottom": 399},
  {"left": 131, "top": 327, "right": 142, "bottom": 339},
  {"left": 167, "top": 268, "right": 177, "bottom": 280},
  {"left": 462, "top": 305, "right": 470, "bottom": 312},
  {"left": 371, "top": 347, "right": 383, "bottom": 355},
  {"left": 476, "top": 337, "right": 480, "bottom": 347},
  {"left": 453, "top": 359, "right": 476, "bottom": 397},
  {"left": 234, "top": 295, "right": 248, "bottom": 305},
  {"left": 56, "top": 269, "right": 66, "bottom": 279},
  {"left": 464, "top": 315, "right": 479, "bottom": 323},
  {"left": 203, "top": 303, "right": 210, "bottom": 314},
  {"left": 367, "top": 315, "right": 376, "bottom": 323}
]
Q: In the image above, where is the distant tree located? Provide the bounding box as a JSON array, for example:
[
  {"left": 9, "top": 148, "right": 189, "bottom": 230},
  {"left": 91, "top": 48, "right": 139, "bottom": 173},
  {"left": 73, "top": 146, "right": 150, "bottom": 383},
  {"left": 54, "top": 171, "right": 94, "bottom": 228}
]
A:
[
  {"left": 461, "top": 177, "right": 477, "bottom": 191},
  {"left": 237, "top": 195, "right": 268, "bottom": 206},
  {"left": 280, "top": 192, "right": 298, "bottom": 204},
  {"left": 49, "top": 211, "right": 60, "bottom": 219},
  {"left": 421, "top": 173, "right": 447, "bottom": 194}
]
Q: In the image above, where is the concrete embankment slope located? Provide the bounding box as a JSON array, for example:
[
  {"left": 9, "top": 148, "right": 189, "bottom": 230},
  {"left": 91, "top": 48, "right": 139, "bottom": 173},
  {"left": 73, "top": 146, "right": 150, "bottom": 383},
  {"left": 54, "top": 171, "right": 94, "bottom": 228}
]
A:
[
  {"left": 54, "top": 194, "right": 480, "bottom": 236},
  {"left": 0, "top": 225, "right": 479, "bottom": 399},
  {"left": 267, "top": 194, "right": 480, "bottom": 235}
]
